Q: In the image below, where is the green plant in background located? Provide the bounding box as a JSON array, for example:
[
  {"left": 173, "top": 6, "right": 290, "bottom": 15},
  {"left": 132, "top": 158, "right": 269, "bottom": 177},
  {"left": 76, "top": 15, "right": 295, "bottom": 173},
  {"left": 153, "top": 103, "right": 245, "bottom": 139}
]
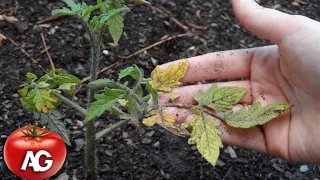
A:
[{"left": 18, "top": 0, "right": 293, "bottom": 179}]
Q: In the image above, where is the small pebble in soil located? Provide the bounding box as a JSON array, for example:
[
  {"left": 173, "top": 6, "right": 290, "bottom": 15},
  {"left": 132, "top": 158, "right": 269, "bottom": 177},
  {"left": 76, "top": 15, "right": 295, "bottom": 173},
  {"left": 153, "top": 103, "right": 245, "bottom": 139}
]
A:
[
  {"left": 0, "top": 135, "right": 8, "bottom": 139},
  {"left": 54, "top": 172, "right": 69, "bottom": 180},
  {"left": 105, "top": 149, "right": 113, "bottom": 157},
  {"left": 122, "top": 132, "right": 128, "bottom": 139},
  {"left": 153, "top": 141, "right": 160, "bottom": 148},
  {"left": 0, "top": 161, "right": 3, "bottom": 167},
  {"left": 141, "top": 138, "right": 152, "bottom": 144},
  {"left": 103, "top": 50, "right": 109, "bottom": 55},
  {"left": 145, "top": 130, "right": 155, "bottom": 137},
  {"left": 299, "top": 165, "right": 309, "bottom": 173}
]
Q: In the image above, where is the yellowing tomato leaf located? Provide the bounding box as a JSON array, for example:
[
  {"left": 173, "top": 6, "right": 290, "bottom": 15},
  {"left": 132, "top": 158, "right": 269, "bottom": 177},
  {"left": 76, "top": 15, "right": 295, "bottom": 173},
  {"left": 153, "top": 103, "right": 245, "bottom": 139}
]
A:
[
  {"left": 183, "top": 109, "right": 222, "bottom": 166},
  {"left": 29, "top": 89, "right": 60, "bottom": 113},
  {"left": 118, "top": 99, "right": 128, "bottom": 107},
  {"left": 142, "top": 110, "right": 175, "bottom": 127},
  {"left": 143, "top": 110, "right": 189, "bottom": 137},
  {"left": 194, "top": 85, "right": 247, "bottom": 112},
  {"left": 170, "top": 92, "right": 180, "bottom": 102},
  {"left": 26, "top": 72, "right": 37, "bottom": 84},
  {"left": 220, "top": 102, "right": 293, "bottom": 128},
  {"left": 149, "top": 59, "right": 189, "bottom": 92}
]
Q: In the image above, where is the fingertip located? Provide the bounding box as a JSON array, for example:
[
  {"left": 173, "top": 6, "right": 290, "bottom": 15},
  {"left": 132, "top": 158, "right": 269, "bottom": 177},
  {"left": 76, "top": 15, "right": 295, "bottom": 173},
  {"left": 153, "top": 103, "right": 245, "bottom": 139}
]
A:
[{"left": 232, "top": 0, "right": 298, "bottom": 43}]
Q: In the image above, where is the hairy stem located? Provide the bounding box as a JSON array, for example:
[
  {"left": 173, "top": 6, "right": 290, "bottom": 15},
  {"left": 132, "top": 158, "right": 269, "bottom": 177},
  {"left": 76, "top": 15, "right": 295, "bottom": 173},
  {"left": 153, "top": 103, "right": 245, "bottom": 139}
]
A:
[
  {"left": 53, "top": 93, "right": 87, "bottom": 115},
  {"left": 95, "top": 120, "right": 129, "bottom": 140},
  {"left": 85, "top": 27, "right": 104, "bottom": 180}
]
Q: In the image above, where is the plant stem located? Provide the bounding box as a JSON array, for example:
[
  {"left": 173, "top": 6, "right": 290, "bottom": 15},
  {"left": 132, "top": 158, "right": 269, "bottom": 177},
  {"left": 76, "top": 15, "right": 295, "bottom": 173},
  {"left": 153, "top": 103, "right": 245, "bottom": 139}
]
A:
[
  {"left": 53, "top": 93, "right": 87, "bottom": 115},
  {"left": 161, "top": 103, "right": 226, "bottom": 122},
  {"left": 95, "top": 120, "right": 129, "bottom": 140},
  {"left": 85, "top": 27, "right": 104, "bottom": 180}
]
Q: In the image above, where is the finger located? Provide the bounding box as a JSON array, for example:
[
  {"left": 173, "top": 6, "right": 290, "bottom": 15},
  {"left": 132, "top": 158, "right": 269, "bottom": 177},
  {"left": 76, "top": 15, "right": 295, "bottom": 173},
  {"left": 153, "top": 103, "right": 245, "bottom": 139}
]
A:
[
  {"left": 232, "top": 0, "right": 306, "bottom": 43},
  {"left": 163, "top": 107, "right": 267, "bottom": 153},
  {"left": 159, "top": 80, "right": 253, "bottom": 105},
  {"left": 157, "top": 48, "right": 254, "bottom": 82}
]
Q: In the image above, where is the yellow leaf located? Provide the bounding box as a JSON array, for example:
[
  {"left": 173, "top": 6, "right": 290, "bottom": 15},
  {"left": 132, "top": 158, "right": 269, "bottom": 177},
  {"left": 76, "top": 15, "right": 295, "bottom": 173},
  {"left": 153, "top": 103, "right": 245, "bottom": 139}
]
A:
[
  {"left": 149, "top": 59, "right": 189, "bottom": 92},
  {"left": 183, "top": 109, "right": 223, "bottom": 166},
  {"left": 142, "top": 110, "right": 175, "bottom": 127},
  {"left": 143, "top": 110, "right": 190, "bottom": 137},
  {"left": 170, "top": 92, "right": 180, "bottom": 102},
  {"left": 118, "top": 99, "right": 128, "bottom": 107}
]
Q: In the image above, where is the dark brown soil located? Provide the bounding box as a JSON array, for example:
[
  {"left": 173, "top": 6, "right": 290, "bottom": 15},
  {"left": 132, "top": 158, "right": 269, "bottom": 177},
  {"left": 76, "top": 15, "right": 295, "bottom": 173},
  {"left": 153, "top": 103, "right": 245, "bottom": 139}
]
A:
[{"left": 1, "top": 0, "right": 320, "bottom": 179}]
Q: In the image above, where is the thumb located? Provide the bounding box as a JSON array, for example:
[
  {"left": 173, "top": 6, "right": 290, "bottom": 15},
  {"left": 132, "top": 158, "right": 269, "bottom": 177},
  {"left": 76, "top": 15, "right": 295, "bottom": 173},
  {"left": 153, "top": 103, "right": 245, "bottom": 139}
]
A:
[{"left": 232, "top": 0, "right": 302, "bottom": 43}]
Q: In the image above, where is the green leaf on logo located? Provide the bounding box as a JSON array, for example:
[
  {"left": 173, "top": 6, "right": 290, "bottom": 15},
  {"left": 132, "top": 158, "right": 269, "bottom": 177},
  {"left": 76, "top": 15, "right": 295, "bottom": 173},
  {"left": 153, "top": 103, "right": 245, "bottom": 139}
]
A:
[{"left": 38, "top": 110, "right": 71, "bottom": 146}]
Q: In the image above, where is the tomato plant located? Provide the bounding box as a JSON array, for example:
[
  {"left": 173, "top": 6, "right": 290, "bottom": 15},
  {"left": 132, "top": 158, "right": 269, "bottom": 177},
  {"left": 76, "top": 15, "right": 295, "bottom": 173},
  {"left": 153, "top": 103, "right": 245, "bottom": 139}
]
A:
[
  {"left": 13, "top": 0, "right": 293, "bottom": 179},
  {"left": 4, "top": 124, "right": 66, "bottom": 180}
]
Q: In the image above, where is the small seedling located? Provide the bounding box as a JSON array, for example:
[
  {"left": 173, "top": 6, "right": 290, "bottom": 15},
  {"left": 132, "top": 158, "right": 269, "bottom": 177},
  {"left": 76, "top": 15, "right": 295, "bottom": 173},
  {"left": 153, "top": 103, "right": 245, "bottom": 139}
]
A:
[{"left": 17, "top": 0, "right": 293, "bottom": 179}]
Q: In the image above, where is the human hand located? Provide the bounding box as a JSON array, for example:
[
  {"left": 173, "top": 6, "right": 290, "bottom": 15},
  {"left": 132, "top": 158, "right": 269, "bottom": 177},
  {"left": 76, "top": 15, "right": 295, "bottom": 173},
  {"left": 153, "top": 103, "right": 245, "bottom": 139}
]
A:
[{"left": 157, "top": 0, "right": 320, "bottom": 163}]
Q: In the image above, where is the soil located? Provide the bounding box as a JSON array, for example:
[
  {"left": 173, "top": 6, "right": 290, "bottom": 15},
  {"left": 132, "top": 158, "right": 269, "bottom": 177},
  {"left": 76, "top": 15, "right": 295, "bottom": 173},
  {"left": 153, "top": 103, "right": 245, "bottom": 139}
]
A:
[{"left": 1, "top": 0, "right": 320, "bottom": 179}]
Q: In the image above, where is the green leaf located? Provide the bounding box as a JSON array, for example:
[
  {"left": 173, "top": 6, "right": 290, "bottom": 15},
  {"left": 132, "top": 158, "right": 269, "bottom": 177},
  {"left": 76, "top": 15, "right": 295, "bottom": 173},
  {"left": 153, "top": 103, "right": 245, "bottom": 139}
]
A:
[
  {"left": 194, "top": 85, "right": 247, "bottom": 112},
  {"left": 58, "top": 83, "right": 76, "bottom": 90},
  {"left": 147, "top": 82, "right": 158, "bottom": 106},
  {"left": 18, "top": 86, "right": 29, "bottom": 98},
  {"left": 97, "top": 0, "right": 107, "bottom": 13},
  {"left": 82, "top": 4, "right": 99, "bottom": 22},
  {"left": 58, "top": 83, "right": 77, "bottom": 96},
  {"left": 118, "top": 66, "right": 138, "bottom": 81},
  {"left": 106, "top": 0, "right": 125, "bottom": 10},
  {"left": 26, "top": 73, "right": 37, "bottom": 84},
  {"left": 104, "top": 87, "right": 128, "bottom": 98},
  {"left": 38, "top": 69, "right": 80, "bottom": 88},
  {"left": 85, "top": 87, "right": 128, "bottom": 122},
  {"left": 52, "top": 7, "right": 75, "bottom": 16},
  {"left": 107, "top": 13, "right": 124, "bottom": 43},
  {"left": 37, "top": 81, "right": 50, "bottom": 88},
  {"left": 63, "top": 0, "right": 80, "bottom": 12},
  {"left": 135, "top": 85, "right": 143, "bottom": 97},
  {"left": 85, "top": 96, "right": 118, "bottom": 122},
  {"left": 220, "top": 102, "right": 293, "bottom": 128},
  {"left": 90, "top": 16, "right": 101, "bottom": 32},
  {"left": 21, "top": 96, "right": 36, "bottom": 112},
  {"left": 89, "top": 79, "right": 112, "bottom": 85},
  {"left": 39, "top": 110, "right": 71, "bottom": 146},
  {"left": 182, "top": 109, "right": 222, "bottom": 166}
]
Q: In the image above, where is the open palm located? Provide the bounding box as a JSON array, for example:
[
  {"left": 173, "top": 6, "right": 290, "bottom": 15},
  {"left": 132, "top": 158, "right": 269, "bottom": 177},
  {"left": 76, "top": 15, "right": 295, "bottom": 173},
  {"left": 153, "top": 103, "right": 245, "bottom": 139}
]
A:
[{"left": 158, "top": 0, "right": 320, "bottom": 163}]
